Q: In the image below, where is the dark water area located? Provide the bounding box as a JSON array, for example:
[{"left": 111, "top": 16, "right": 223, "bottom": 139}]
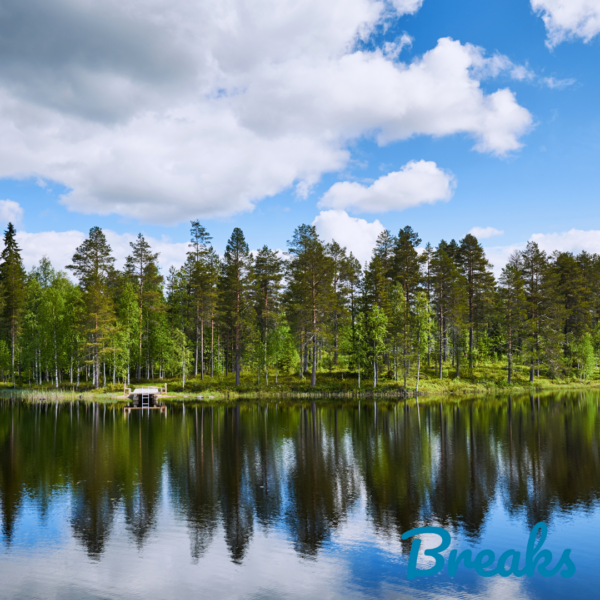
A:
[{"left": 1, "top": 394, "right": 600, "bottom": 599}]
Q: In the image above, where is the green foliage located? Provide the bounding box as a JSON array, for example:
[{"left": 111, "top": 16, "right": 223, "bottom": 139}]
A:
[
  {"left": 573, "top": 333, "right": 596, "bottom": 381},
  {"left": 2, "top": 221, "right": 600, "bottom": 395}
]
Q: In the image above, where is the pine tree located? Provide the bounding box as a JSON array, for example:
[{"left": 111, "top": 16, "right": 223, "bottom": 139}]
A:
[
  {"left": 326, "top": 241, "right": 352, "bottom": 367},
  {"left": 185, "top": 221, "right": 216, "bottom": 378},
  {"left": 431, "top": 244, "right": 466, "bottom": 379},
  {"left": 413, "top": 291, "right": 433, "bottom": 393},
  {"left": 373, "top": 229, "right": 396, "bottom": 276},
  {"left": 362, "top": 254, "right": 390, "bottom": 315},
  {"left": 498, "top": 253, "right": 526, "bottom": 384},
  {"left": 367, "top": 306, "right": 388, "bottom": 388},
  {"left": 457, "top": 233, "right": 495, "bottom": 377},
  {"left": 0, "top": 223, "right": 26, "bottom": 385},
  {"left": 388, "top": 283, "right": 408, "bottom": 383},
  {"left": 220, "top": 228, "right": 254, "bottom": 386},
  {"left": 520, "top": 242, "right": 547, "bottom": 382},
  {"left": 254, "top": 246, "right": 284, "bottom": 385},
  {"left": 67, "top": 226, "right": 115, "bottom": 387},
  {"left": 286, "top": 225, "right": 333, "bottom": 387},
  {"left": 125, "top": 234, "right": 163, "bottom": 379}
]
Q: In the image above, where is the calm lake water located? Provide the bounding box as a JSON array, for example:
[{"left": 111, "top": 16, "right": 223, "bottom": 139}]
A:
[{"left": 1, "top": 394, "right": 599, "bottom": 599}]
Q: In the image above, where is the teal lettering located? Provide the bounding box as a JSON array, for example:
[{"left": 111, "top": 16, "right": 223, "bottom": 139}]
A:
[
  {"left": 532, "top": 550, "right": 555, "bottom": 577},
  {"left": 401, "top": 523, "right": 575, "bottom": 580},
  {"left": 474, "top": 549, "right": 498, "bottom": 577},
  {"left": 448, "top": 550, "right": 474, "bottom": 577},
  {"left": 519, "top": 522, "right": 548, "bottom": 577},
  {"left": 401, "top": 526, "right": 451, "bottom": 579},
  {"left": 556, "top": 550, "right": 576, "bottom": 578},
  {"left": 496, "top": 550, "right": 521, "bottom": 577}
]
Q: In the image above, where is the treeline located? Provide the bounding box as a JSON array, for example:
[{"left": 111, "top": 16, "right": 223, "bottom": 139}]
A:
[{"left": 0, "top": 221, "right": 598, "bottom": 389}]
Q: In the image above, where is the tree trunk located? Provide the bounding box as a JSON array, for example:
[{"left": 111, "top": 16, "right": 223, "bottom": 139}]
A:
[
  {"left": 373, "top": 341, "right": 377, "bottom": 388},
  {"left": 200, "top": 315, "right": 204, "bottom": 380},
  {"left": 235, "top": 323, "right": 240, "bottom": 386},
  {"left": 53, "top": 311, "right": 58, "bottom": 389},
  {"left": 416, "top": 332, "right": 422, "bottom": 393},
  {"left": 507, "top": 299, "right": 512, "bottom": 385}
]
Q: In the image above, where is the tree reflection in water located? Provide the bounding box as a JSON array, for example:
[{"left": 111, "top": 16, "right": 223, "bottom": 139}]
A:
[{"left": 1, "top": 394, "right": 600, "bottom": 564}]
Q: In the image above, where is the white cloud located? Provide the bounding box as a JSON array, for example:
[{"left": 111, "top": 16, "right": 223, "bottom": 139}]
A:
[
  {"left": 313, "top": 210, "right": 384, "bottom": 265},
  {"left": 382, "top": 33, "right": 413, "bottom": 59},
  {"left": 483, "top": 243, "right": 524, "bottom": 277},
  {"left": 510, "top": 65, "right": 536, "bottom": 81},
  {"left": 541, "top": 76, "right": 577, "bottom": 89},
  {"left": 0, "top": 1, "right": 531, "bottom": 223},
  {"left": 0, "top": 199, "right": 24, "bottom": 225},
  {"left": 318, "top": 160, "right": 455, "bottom": 213},
  {"left": 530, "top": 229, "right": 600, "bottom": 254},
  {"left": 17, "top": 229, "right": 189, "bottom": 275},
  {"left": 532, "top": 0, "right": 600, "bottom": 47},
  {"left": 469, "top": 226, "right": 504, "bottom": 239},
  {"left": 484, "top": 228, "right": 600, "bottom": 277},
  {"left": 389, "top": 0, "right": 424, "bottom": 17}
]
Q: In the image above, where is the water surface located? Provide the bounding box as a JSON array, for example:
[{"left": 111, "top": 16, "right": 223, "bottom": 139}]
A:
[{"left": 1, "top": 394, "right": 599, "bottom": 599}]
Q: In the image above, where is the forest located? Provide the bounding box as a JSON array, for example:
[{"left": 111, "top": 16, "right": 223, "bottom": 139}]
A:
[{"left": 0, "top": 220, "right": 598, "bottom": 392}]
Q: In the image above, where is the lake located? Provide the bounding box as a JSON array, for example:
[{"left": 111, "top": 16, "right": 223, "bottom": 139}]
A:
[{"left": 0, "top": 393, "right": 599, "bottom": 599}]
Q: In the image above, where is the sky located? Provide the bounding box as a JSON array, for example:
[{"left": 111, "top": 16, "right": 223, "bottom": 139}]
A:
[{"left": 0, "top": 0, "right": 599, "bottom": 275}]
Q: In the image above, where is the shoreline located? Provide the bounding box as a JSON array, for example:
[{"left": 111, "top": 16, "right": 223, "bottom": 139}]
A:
[{"left": 1, "top": 380, "right": 599, "bottom": 403}]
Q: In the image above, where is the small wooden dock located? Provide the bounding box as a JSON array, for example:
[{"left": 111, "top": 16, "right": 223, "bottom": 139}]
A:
[{"left": 123, "top": 384, "right": 168, "bottom": 416}]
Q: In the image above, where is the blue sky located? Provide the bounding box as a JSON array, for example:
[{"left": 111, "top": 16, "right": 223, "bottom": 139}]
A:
[{"left": 0, "top": 0, "right": 598, "bottom": 273}]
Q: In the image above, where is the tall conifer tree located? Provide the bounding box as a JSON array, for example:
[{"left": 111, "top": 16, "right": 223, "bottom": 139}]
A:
[
  {"left": 457, "top": 234, "right": 495, "bottom": 377},
  {"left": 220, "top": 228, "right": 253, "bottom": 385},
  {"left": 125, "top": 234, "right": 162, "bottom": 379},
  {"left": 67, "top": 226, "right": 115, "bottom": 387},
  {"left": 0, "top": 223, "right": 26, "bottom": 385},
  {"left": 286, "top": 225, "right": 333, "bottom": 387}
]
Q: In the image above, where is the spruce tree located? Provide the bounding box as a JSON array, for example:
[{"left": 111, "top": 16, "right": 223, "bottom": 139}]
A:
[
  {"left": 220, "top": 228, "right": 254, "bottom": 385},
  {"left": 390, "top": 226, "right": 422, "bottom": 383},
  {"left": 0, "top": 223, "right": 26, "bottom": 385}
]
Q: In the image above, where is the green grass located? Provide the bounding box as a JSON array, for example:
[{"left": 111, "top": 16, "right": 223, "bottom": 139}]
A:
[{"left": 2, "top": 359, "right": 598, "bottom": 402}]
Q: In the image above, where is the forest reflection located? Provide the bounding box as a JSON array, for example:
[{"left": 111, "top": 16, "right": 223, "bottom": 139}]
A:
[{"left": 1, "top": 394, "right": 599, "bottom": 564}]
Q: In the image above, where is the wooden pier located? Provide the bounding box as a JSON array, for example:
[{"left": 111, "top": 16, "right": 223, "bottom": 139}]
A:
[{"left": 123, "top": 384, "right": 169, "bottom": 416}]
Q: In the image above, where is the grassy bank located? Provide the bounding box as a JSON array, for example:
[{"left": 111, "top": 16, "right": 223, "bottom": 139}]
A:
[{"left": 1, "top": 360, "right": 599, "bottom": 402}]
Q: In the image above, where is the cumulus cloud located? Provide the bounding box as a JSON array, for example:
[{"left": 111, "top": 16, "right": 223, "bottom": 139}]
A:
[
  {"left": 469, "top": 226, "right": 504, "bottom": 239},
  {"left": 0, "top": 1, "right": 532, "bottom": 223},
  {"left": 532, "top": 0, "right": 600, "bottom": 47},
  {"left": 17, "top": 229, "right": 189, "bottom": 274},
  {"left": 484, "top": 228, "right": 600, "bottom": 276},
  {"left": 530, "top": 229, "right": 600, "bottom": 254},
  {"left": 319, "top": 160, "right": 455, "bottom": 213},
  {"left": 313, "top": 210, "right": 384, "bottom": 265},
  {"left": 0, "top": 200, "right": 24, "bottom": 225}
]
